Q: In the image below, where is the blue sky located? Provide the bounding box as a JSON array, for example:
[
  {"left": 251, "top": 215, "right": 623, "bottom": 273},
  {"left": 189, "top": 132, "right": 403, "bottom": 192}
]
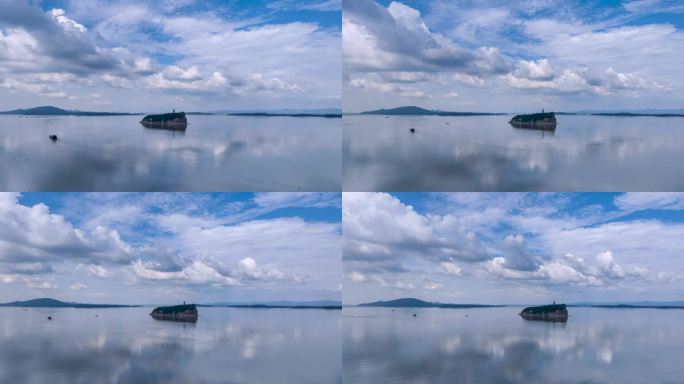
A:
[
  {"left": 343, "top": 0, "right": 684, "bottom": 112},
  {"left": 344, "top": 192, "right": 684, "bottom": 305},
  {"left": 0, "top": 192, "right": 341, "bottom": 304},
  {"left": 0, "top": 0, "right": 341, "bottom": 111}
]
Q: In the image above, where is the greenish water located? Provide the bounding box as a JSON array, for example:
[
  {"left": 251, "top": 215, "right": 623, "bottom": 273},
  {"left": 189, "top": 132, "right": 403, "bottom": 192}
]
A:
[
  {"left": 0, "top": 115, "right": 340, "bottom": 191},
  {"left": 0, "top": 307, "right": 341, "bottom": 384},
  {"left": 344, "top": 306, "right": 684, "bottom": 384}
]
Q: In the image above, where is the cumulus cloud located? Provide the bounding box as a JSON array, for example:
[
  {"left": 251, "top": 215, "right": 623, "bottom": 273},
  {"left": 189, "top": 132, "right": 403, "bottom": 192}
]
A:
[
  {"left": 343, "top": 0, "right": 509, "bottom": 75},
  {"left": 343, "top": 193, "right": 491, "bottom": 270},
  {"left": 0, "top": 0, "right": 340, "bottom": 110},
  {"left": 0, "top": 193, "right": 341, "bottom": 303},
  {"left": 344, "top": 193, "right": 684, "bottom": 304},
  {"left": 343, "top": 1, "right": 683, "bottom": 111}
]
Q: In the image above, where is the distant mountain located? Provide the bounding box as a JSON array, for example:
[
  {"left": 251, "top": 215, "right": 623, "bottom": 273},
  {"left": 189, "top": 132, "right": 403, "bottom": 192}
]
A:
[
  {"left": 214, "top": 108, "right": 342, "bottom": 115},
  {"left": 209, "top": 300, "right": 341, "bottom": 307},
  {"left": 572, "top": 108, "right": 684, "bottom": 115},
  {"left": 569, "top": 300, "right": 684, "bottom": 308},
  {"left": 0, "top": 106, "right": 132, "bottom": 116},
  {"left": 358, "top": 298, "right": 499, "bottom": 308},
  {"left": 0, "top": 298, "right": 134, "bottom": 308},
  {"left": 212, "top": 304, "right": 341, "bottom": 310},
  {"left": 589, "top": 112, "right": 684, "bottom": 117},
  {"left": 226, "top": 112, "right": 341, "bottom": 118},
  {"left": 360, "top": 106, "right": 500, "bottom": 116}
]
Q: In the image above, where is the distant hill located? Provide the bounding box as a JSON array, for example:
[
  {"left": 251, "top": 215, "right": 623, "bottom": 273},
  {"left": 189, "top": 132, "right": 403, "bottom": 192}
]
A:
[
  {"left": 0, "top": 106, "right": 132, "bottom": 116},
  {"left": 360, "top": 106, "right": 500, "bottom": 116},
  {"left": 209, "top": 300, "right": 341, "bottom": 308},
  {"left": 358, "top": 298, "right": 499, "bottom": 308},
  {"left": 214, "top": 108, "right": 341, "bottom": 115},
  {"left": 226, "top": 112, "right": 341, "bottom": 118},
  {"left": 590, "top": 112, "right": 684, "bottom": 117},
  {"left": 0, "top": 298, "right": 134, "bottom": 308},
  {"left": 569, "top": 300, "right": 684, "bottom": 308},
  {"left": 211, "top": 304, "right": 341, "bottom": 310}
]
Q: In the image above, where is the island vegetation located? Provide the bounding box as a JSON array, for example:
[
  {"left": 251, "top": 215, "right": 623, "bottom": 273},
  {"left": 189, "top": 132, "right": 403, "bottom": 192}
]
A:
[
  {"left": 150, "top": 303, "right": 198, "bottom": 322},
  {"left": 140, "top": 111, "right": 188, "bottom": 129},
  {"left": 509, "top": 112, "right": 557, "bottom": 129},
  {"left": 520, "top": 303, "right": 568, "bottom": 322}
]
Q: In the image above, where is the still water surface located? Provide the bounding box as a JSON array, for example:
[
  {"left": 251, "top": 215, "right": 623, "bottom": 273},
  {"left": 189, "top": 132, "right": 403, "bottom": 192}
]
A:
[
  {"left": 343, "top": 115, "right": 684, "bottom": 191},
  {"left": 0, "top": 115, "right": 340, "bottom": 191},
  {"left": 344, "top": 306, "right": 684, "bottom": 384},
  {"left": 0, "top": 307, "right": 341, "bottom": 384}
]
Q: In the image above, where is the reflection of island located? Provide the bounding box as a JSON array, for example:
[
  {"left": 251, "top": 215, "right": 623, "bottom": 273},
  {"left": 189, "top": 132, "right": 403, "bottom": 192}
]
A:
[
  {"left": 520, "top": 303, "right": 568, "bottom": 322},
  {"left": 358, "top": 297, "right": 499, "bottom": 308},
  {"left": 509, "top": 112, "right": 557, "bottom": 130},
  {"left": 141, "top": 112, "right": 188, "bottom": 130},
  {"left": 150, "top": 304, "right": 199, "bottom": 322}
]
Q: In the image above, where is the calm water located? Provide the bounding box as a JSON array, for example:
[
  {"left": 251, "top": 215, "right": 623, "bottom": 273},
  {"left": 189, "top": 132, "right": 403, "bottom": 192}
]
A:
[
  {"left": 0, "top": 307, "right": 341, "bottom": 384},
  {"left": 0, "top": 115, "right": 340, "bottom": 191},
  {"left": 344, "top": 306, "right": 684, "bottom": 384},
  {"left": 343, "top": 115, "right": 684, "bottom": 191}
]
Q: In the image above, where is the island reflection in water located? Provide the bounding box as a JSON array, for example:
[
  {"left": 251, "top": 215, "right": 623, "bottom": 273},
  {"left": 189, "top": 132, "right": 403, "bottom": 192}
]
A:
[
  {"left": 344, "top": 306, "right": 684, "bottom": 384},
  {"left": 343, "top": 114, "right": 684, "bottom": 191},
  {"left": 0, "top": 114, "right": 340, "bottom": 191},
  {"left": 0, "top": 307, "right": 341, "bottom": 384}
]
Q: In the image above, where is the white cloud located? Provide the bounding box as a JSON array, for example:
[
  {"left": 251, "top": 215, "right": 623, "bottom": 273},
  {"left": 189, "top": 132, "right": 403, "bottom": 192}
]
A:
[{"left": 439, "top": 262, "right": 463, "bottom": 276}]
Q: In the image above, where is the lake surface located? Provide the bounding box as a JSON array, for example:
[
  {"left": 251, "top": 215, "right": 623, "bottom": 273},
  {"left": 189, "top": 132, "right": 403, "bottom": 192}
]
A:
[
  {"left": 344, "top": 306, "right": 684, "bottom": 384},
  {"left": 0, "top": 307, "right": 341, "bottom": 384},
  {"left": 0, "top": 115, "right": 340, "bottom": 191},
  {"left": 343, "top": 115, "right": 684, "bottom": 191}
]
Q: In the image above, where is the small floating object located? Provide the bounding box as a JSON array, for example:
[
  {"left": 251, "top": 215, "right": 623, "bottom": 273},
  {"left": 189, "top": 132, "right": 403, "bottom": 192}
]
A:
[
  {"left": 150, "top": 303, "right": 198, "bottom": 322},
  {"left": 409, "top": 128, "right": 416, "bottom": 133},
  {"left": 412, "top": 313, "right": 417, "bottom": 317},
  {"left": 465, "top": 314, "right": 469, "bottom": 317},
  {"left": 49, "top": 134, "right": 58, "bottom": 141},
  {"left": 47, "top": 316, "right": 52, "bottom": 320},
  {"left": 446, "top": 122, "right": 450, "bottom": 125},
  {"left": 520, "top": 303, "right": 568, "bottom": 322}
]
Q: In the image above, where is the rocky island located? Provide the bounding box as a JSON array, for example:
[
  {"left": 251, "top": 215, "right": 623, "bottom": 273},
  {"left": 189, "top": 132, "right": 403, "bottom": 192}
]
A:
[
  {"left": 150, "top": 303, "right": 198, "bottom": 322},
  {"left": 140, "top": 111, "right": 188, "bottom": 129},
  {"left": 520, "top": 303, "right": 568, "bottom": 322},
  {"left": 509, "top": 112, "right": 557, "bottom": 129}
]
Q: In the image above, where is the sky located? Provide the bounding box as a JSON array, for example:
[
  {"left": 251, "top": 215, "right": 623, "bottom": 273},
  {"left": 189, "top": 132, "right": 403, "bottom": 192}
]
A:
[
  {"left": 0, "top": 0, "right": 341, "bottom": 112},
  {"left": 343, "top": 192, "right": 684, "bottom": 305},
  {"left": 0, "top": 192, "right": 341, "bottom": 304},
  {"left": 343, "top": 0, "right": 684, "bottom": 112}
]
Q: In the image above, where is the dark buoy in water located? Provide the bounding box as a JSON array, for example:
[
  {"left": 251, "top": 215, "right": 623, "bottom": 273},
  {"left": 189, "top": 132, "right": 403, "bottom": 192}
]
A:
[
  {"left": 47, "top": 316, "right": 52, "bottom": 320},
  {"left": 412, "top": 313, "right": 417, "bottom": 317},
  {"left": 49, "top": 134, "right": 58, "bottom": 141},
  {"left": 409, "top": 128, "right": 415, "bottom": 133}
]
